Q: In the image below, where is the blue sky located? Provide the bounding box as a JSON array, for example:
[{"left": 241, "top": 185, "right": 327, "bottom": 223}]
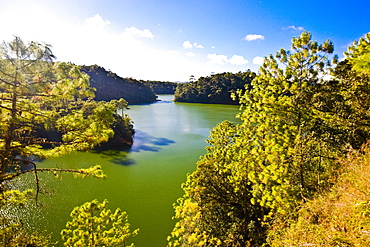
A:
[{"left": 0, "top": 0, "right": 369, "bottom": 82}]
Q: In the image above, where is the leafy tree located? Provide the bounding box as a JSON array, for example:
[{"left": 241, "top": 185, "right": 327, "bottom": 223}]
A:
[
  {"left": 168, "top": 31, "right": 348, "bottom": 246},
  {"left": 61, "top": 199, "right": 139, "bottom": 247}
]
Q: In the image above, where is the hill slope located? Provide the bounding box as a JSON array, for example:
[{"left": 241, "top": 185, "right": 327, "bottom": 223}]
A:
[{"left": 81, "top": 65, "right": 157, "bottom": 104}]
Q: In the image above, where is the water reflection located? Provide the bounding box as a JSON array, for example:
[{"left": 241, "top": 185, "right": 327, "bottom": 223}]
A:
[{"left": 130, "top": 130, "right": 176, "bottom": 152}]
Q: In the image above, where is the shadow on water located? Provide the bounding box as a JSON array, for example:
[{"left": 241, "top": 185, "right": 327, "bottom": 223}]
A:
[
  {"left": 91, "top": 148, "right": 136, "bottom": 166},
  {"left": 92, "top": 130, "right": 175, "bottom": 165},
  {"left": 130, "top": 130, "right": 175, "bottom": 152}
]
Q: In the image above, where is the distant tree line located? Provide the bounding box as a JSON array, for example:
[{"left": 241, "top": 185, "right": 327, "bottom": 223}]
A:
[
  {"left": 140, "top": 80, "right": 178, "bottom": 94},
  {"left": 173, "top": 71, "right": 256, "bottom": 104}
]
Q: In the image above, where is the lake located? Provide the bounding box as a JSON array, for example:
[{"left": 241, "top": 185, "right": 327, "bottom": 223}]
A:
[{"left": 25, "top": 95, "right": 241, "bottom": 246}]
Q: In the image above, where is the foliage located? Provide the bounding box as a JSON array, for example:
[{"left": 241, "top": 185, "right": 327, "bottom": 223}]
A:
[
  {"left": 140, "top": 80, "right": 178, "bottom": 94},
  {"left": 168, "top": 31, "right": 370, "bottom": 246},
  {"left": 174, "top": 71, "right": 255, "bottom": 104},
  {"left": 0, "top": 37, "right": 132, "bottom": 190},
  {"left": 235, "top": 31, "right": 340, "bottom": 212},
  {"left": 345, "top": 32, "right": 370, "bottom": 75},
  {"left": 267, "top": 142, "right": 370, "bottom": 246},
  {"left": 323, "top": 33, "right": 370, "bottom": 150},
  {"left": 168, "top": 121, "right": 266, "bottom": 246},
  {"left": 264, "top": 31, "right": 370, "bottom": 246},
  {"left": 0, "top": 188, "right": 52, "bottom": 246},
  {"left": 0, "top": 219, "right": 52, "bottom": 247},
  {"left": 0, "top": 37, "right": 130, "bottom": 245},
  {"left": 81, "top": 65, "right": 157, "bottom": 104},
  {"left": 61, "top": 199, "right": 139, "bottom": 247}
]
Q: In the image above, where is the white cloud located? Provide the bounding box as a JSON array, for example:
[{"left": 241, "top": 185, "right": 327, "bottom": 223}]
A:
[
  {"left": 207, "top": 53, "right": 228, "bottom": 65},
  {"left": 183, "top": 41, "right": 204, "bottom": 49},
  {"left": 207, "top": 53, "right": 248, "bottom": 65},
  {"left": 185, "top": 52, "right": 196, "bottom": 57},
  {"left": 123, "top": 26, "right": 154, "bottom": 39},
  {"left": 253, "top": 56, "right": 264, "bottom": 65},
  {"left": 183, "top": 41, "right": 193, "bottom": 49},
  {"left": 244, "top": 34, "right": 265, "bottom": 41},
  {"left": 284, "top": 25, "right": 304, "bottom": 31},
  {"left": 193, "top": 42, "right": 204, "bottom": 49},
  {"left": 0, "top": 2, "right": 256, "bottom": 82},
  {"left": 229, "top": 55, "right": 249, "bottom": 65},
  {"left": 85, "top": 14, "right": 111, "bottom": 28},
  {"left": 211, "top": 46, "right": 216, "bottom": 49}
]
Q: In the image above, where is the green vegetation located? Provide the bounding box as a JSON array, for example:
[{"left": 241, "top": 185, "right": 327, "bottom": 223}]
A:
[
  {"left": 61, "top": 199, "right": 138, "bottom": 247},
  {"left": 269, "top": 142, "right": 370, "bottom": 246},
  {"left": 168, "top": 31, "right": 370, "bottom": 246},
  {"left": 1, "top": 31, "right": 370, "bottom": 247},
  {"left": 140, "top": 80, "right": 178, "bottom": 94},
  {"left": 0, "top": 37, "right": 133, "bottom": 246},
  {"left": 174, "top": 71, "right": 256, "bottom": 104},
  {"left": 0, "top": 37, "right": 116, "bottom": 183},
  {"left": 81, "top": 65, "right": 157, "bottom": 104}
]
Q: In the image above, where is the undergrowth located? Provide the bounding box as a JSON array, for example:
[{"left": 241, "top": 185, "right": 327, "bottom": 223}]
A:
[{"left": 268, "top": 142, "right": 370, "bottom": 246}]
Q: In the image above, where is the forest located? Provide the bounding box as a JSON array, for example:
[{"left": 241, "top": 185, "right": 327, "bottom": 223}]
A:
[
  {"left": 1, "top": 30, "right": 370, "bottom": 246},
  {"left": 174, "top": 71, "right": 255, "bottom": 104},
  {"left": 139, "top": 80, "right": 178, "bottom": 94}
]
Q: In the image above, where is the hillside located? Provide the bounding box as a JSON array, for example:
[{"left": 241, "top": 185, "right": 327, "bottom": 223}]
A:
[
  {"left": 268, "top": 142, "right": 370, "bottom": 246},
  {"left": 141, "top": 80, "right": 178, "bottom": 94},
  {"left": 81, "top": 65, "right": 157, "bottom": 104},
  {"left": 174, "top": 71, "right": 255, "bottom": 105}
]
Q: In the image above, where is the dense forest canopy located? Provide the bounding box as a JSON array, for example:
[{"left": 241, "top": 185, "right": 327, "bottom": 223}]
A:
[{"left": 174, "top": 71, "right": 256, "bottom": 104}]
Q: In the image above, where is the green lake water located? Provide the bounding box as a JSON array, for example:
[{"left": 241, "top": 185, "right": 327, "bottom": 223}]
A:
[{"left": 25, "top": 95, "right": 241, "bottom": 246}]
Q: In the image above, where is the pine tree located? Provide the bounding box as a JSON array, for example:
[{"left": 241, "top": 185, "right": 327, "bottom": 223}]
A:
[
  {"left": 0, "top": 37, "right": 130, "bottom": 245},
  {"left": 61, "top": 199, "right": 138, "bottom": 247},
  {"left": 168, "top": 31, "right": 344, "bottom": 246}
]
